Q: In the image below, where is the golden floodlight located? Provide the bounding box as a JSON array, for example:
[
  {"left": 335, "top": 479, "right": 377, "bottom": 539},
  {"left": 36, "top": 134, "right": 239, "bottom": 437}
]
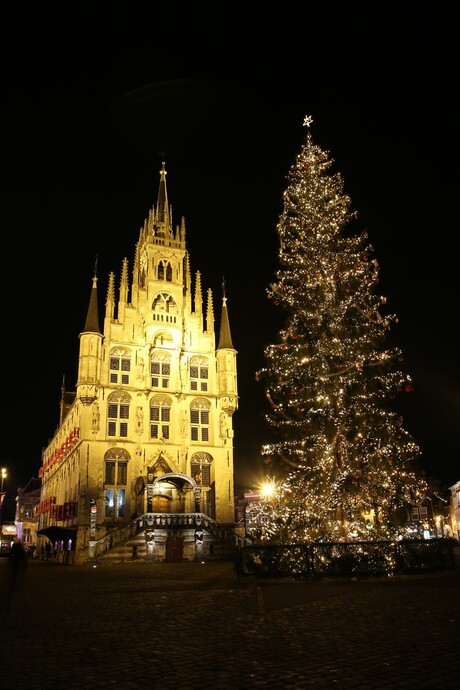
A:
[{"left": 260, "top": 481, "right": 276, "bottom": 499}]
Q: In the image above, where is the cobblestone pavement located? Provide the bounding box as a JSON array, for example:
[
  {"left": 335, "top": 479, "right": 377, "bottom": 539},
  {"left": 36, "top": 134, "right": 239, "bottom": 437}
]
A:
[{"left": 1, "top": 558, "right": 459, "bottom": 689}]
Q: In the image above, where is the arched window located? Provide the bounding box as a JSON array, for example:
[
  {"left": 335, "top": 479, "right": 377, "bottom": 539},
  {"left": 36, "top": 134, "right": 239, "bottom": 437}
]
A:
[
  {"left": 190, "top": 356, "right": 209, "bottom": 392},
  {"left": 109, "top": 348, "right": 131, "bottom": 385},
  {"left": 150, "top": 395, "right": 172, "bottom": 440},
  {"left": 152, "top": 293, "right": 177, "bottom": 324},
  {"left": 104, "top": 448, "right": 129, "bottom": 518},
  {"left": 107, "top": 392, "right": 130, "bottom": 438},
  {"left": 157, "top": 260, "right": 173, "bottom": 282},
  {"left": 152, "top": 331, "right": 174, "bottom": 348},
  {"left": 190, "top": 399, "right": 211, "bottom": 442},
  {"left": 190, "top": 453, "right": 212, "bottom": 487},
  {"left": 152, "top": 292, "right": 177, "bottom": 313}
]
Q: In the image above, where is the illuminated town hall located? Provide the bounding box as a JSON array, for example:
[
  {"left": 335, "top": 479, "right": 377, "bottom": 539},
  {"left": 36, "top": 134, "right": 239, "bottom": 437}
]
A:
[{"left": 37, "top": 163, "right": 238, "bottom": 564}]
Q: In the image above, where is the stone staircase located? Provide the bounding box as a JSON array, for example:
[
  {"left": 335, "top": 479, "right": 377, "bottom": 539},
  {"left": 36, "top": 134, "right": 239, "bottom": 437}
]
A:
[{"left": 90, "top": 512, "right": 241, "bottom": 564}]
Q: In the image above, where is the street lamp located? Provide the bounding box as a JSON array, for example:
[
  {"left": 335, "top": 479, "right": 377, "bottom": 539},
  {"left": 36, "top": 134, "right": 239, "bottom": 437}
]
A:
[
  {"left": 0, "top": 467, "right": 6, "bottom": 492},
  {"left": 425, "top": 496, "right": 435, "bottom": 538},
  {"left": 259, "top": 478, "right": 284, "bottom": 543},
  {"left": 260, "top": 481, "right": 276, "bottom": 500},
  {"left": 0, "top": 468, "right": 7, "bottom": 524},
  {"left": 435, "top": 515, "right": 444, "bottom": 538}
]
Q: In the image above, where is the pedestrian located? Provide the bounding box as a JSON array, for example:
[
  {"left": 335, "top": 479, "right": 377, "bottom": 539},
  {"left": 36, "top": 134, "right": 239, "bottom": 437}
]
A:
[
  {"left": 4, "top": 540, "right": 28, "bottom": 614},
  {"left": 9, "top": 539, "right": 27, "bottom": 570},
  {"left": 44, "top": 540, "right": 52, "bottom": 560}
]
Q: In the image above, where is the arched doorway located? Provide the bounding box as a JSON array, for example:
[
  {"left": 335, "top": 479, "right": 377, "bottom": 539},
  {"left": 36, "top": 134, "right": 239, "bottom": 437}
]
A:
[{"left": 148, "top": 473, "right": 198, "bottom": 563}]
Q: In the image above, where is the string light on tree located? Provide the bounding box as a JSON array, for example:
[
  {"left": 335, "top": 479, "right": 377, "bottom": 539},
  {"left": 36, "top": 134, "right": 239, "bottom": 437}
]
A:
[{"left": 256, "top": 119, "right": 428, "bottom": 545}]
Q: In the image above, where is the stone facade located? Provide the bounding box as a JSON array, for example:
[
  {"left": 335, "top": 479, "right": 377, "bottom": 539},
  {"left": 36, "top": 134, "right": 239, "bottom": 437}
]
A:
[{"left": 37, "top": 164, "right": 238, "bottom": 563}]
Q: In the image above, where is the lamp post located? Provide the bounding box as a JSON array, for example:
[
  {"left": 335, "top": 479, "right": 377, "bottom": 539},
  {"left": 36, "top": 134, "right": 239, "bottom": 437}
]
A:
[
  {"left": 0, "top": 468, "right": 7, "bottom": 525},
  {"left": 0, "top": 467, "right": 6, "bottom": 492},
  {"left": 435, "top": 515, "right": 444, "bottom": 538},
  {"left": 425, "top": 496, "right": 435, "bottom": 538}
]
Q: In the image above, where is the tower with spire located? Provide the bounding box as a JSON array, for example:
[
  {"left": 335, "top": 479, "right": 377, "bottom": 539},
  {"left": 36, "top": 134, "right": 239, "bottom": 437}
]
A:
[{"left": 37, "top": 163, "right": 238, "bottom": 564}]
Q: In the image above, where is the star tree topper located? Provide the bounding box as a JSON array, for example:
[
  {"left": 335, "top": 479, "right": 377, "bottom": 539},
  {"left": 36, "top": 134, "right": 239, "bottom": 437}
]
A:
[{"left": 303, "top": 115, "right": 313, "bottom": 127}]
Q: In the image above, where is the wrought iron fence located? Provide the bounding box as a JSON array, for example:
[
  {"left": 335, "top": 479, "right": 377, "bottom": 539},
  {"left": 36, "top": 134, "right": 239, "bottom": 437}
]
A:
[{"left": 237, "top": 539, "right": 456, "bottom": 579}]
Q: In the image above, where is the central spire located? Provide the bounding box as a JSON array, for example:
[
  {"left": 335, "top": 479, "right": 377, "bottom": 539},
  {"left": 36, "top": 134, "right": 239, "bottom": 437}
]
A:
[{"left": 155, "top": 161, "right": 171, "bottom": 236}]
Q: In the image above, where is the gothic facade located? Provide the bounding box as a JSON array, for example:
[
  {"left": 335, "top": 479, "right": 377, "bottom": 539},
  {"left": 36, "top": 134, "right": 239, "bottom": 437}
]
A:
[{"left": 37, "top": 164, "right": 238, "bottom": 564}]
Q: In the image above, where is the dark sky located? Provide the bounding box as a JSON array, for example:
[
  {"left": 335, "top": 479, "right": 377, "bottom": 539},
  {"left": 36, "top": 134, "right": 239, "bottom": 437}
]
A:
[{"left": 1, "top": 3, "right": 458, "bottom": 517}]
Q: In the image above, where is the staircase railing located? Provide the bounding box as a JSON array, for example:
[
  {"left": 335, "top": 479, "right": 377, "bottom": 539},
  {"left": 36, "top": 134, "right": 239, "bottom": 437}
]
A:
[{"left": 88, "top": 512, "right": 241, "bottom": 560}]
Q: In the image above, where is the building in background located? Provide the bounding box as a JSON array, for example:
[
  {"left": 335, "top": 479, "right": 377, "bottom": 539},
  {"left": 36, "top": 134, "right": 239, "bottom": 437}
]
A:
[
  {"left": 37, "top": 164, "right": 238, "bottom": 564},
  {"left": 449, "top": 481, "right": 460, "bottom": 540},
  {"left": 15, "top": 477, "right": 41, "bottom": 553}
]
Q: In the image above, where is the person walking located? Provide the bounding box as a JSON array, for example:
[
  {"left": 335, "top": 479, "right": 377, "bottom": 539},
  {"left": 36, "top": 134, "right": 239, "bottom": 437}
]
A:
[
  {"left": 9, "top": 539, "right": 27, "bottom": 569},
  {"left": 4, "top": 539, "right": 27, "bottom": 614},
  {"left": 44, "top": 540, "right": 52, "bottom": 560}
]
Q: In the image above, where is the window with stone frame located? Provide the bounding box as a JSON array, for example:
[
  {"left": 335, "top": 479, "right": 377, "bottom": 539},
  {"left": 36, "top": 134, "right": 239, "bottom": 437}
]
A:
[
  {"left": 104, "top": 449, "right": 129, "bottom": 519},
  {"left": 150, "top": 395, "right": 172, "bottom": 440},
  {"left": 109, "top": 348, "right": 131, "bottom": 385},
  {"left": 23, "top": 503, "right": 34, "bottom": 519},
  {"left": 190, "top": 399, "right": 210, "bottom": 442},
  {"left": 150, "top": 352, "right": 172, "bottom": 388},
  {"left": 107, "top": 391, "right": 130, "bottom": 437},
  {"left": 190, "top": 356, "right": 209, "bottom": 392},
  {"left": 152, "top": 292, "right": 177, "bottom": 314},
  {"left": 190, "top": 453, "right": 212, "bottom": 487},
  {"left": 157, "top": 261, "right": 173, "bottom": 282}
]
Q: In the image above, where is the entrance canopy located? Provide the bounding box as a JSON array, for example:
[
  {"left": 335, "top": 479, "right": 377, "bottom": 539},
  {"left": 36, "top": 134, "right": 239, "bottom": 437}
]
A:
[
  {"left": 153, "top": 473, "right": 196, "bottom": 491},
  {"left": 37, "top": 526, "right": 77, "bottom": 545}
]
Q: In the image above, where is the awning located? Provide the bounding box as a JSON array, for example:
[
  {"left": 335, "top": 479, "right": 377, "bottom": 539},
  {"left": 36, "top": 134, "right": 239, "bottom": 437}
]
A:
[
  {"left": 37, "top": 526, "right": 77, "bottom": 545},
  {"left": 153, "top": 472, "right": 196, "bottom": 491}
]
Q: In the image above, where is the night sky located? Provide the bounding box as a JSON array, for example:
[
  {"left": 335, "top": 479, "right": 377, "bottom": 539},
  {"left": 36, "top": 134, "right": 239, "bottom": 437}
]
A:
[{"left": 1, "top": 3, "right": 458, "bottom": 518}]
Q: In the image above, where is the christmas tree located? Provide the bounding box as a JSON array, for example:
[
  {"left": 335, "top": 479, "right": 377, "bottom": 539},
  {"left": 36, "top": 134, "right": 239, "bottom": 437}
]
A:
[{"left": 256, "top": 117, "right": 427, "bottom": 542}]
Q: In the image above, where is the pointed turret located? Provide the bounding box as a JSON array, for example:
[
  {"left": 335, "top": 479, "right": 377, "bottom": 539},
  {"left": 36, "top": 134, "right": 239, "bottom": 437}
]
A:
[
  {"left": 206, "top": 288, "right": 214, "bottom": 335},
  {"left": 217, "top": 280, "right": 234, "bottom": 349},
  {"left": 105, "top": 271, "right": 115, "bottom": 323},
  {"left": 185, "top": 252, "right": 192, "bottom": 313},
  {"left": 119, "top": 257, "right": 129, "bottom": 305},
  {"left": 154, "top": 161, "right": 171, "bottom": 236},
  {"left": 77, "top": 262, "right": 103, "bottom": 401},
  {"left": 216, "top": 279, "right": 238, "bottom": 414},
  {"left": 83, "top": 259, "right": 102, "bottom": 334},
  {"left": 117, "top": 257, "right": 129, "bottom": 323},
  {"left": 194, "top": 270, "right": 203, "bottom": 318}
]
